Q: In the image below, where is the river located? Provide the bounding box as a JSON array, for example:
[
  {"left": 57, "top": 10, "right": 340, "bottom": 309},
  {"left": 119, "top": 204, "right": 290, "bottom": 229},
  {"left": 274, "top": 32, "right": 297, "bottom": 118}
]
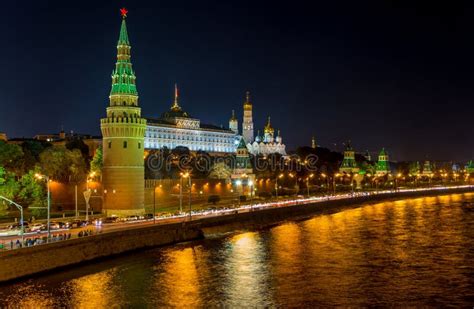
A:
[{"left": 1, "top": 193, "right": 473, "bottom": 307}]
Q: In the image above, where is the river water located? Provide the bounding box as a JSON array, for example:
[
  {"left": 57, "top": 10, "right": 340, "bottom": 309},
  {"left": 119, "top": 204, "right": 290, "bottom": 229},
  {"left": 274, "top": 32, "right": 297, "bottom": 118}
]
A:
[{"left": 1, "top": 193, "right": 474, "bottom": 307}]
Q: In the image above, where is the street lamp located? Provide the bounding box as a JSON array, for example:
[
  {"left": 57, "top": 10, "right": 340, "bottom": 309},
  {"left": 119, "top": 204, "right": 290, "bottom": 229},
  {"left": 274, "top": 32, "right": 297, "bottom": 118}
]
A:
[
  {"left": 333, "top": 173, "right": 341, "bottom": 195},
  {"left": 395, "top": 173, "right": 402, "bottom": 191},
  {"left": 179, "top": 172, "right": 191, "bottom": 217},
  {"left": 275, "top": 173, "right": 284, "bottom": 198},
  {"left": 248, "top": 180, "right": 254, "bottom": 202},
  {"left": 35, "top": 173, "right": 51, "bottom": 242},
  {"left": 306, "top": 173, "right": 314, "bottom": 197},
  {"left": 288, "top": 173, "right": 297, "bottom": 196},
  {"left": 0, "top": 196, "right": 25, "bottom": 244}
]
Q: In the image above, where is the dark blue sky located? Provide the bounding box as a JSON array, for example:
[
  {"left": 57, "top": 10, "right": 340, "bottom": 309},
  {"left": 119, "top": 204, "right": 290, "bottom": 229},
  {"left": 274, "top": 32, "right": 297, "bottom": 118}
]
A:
[{"left": 1, "top": 0, "right": 473, "bottom": 161}]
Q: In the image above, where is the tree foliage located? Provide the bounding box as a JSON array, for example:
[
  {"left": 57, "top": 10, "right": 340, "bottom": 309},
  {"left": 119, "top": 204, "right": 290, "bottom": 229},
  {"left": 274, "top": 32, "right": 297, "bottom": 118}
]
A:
[
  {"left": 17, "top": 169, "right": 46, "bottom": 217},
  {"left": 0, "top": 141, "right": 24, "bottom": 175},
  {"left": 90, "top": 146, "right": 103, "bottom": 177},
  {"left": 39, "top": 146, "right": 87, "bottom": 183}
]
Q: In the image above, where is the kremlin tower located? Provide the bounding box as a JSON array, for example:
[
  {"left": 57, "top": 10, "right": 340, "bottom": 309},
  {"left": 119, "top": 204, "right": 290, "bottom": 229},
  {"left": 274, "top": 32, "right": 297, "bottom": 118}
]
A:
[
  {"left": 100, "top": 9, "right": 146, "bottom": 216},
  {"left": 376, "top": 148, "right": 390, "bottom": 176}
]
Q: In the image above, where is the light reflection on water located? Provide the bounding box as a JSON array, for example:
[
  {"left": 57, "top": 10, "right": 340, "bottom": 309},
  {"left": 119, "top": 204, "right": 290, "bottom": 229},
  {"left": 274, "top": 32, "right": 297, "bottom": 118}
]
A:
[{"left": 1, "top": 193, "right": 474, "bottom": 307}]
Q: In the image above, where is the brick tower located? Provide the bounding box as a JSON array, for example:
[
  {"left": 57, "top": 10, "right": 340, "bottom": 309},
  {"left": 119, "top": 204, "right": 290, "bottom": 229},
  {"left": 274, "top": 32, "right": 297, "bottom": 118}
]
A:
[{"left": 100, "top": 9, "right": 146, "bottom": 216}]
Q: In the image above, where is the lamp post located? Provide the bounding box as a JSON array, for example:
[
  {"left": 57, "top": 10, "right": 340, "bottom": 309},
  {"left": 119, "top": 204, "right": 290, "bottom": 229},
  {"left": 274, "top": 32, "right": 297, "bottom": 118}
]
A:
[
  {"left": 248, "top": 180, "right": 254, "bottom": 202},
  {"left": 180, "top": 172, "right": 191, "bottom": 217},
  {"left": 288, "top": 173, "right": 297, "bottom": 196},
  {"left": 275, "top": 173, "right": 284, "bottom": 198},
  {"left": 306, "top": 173, "right": 314, "bottom": 197},
  {"left": 179, "top": 173, "right": 184, "bottom": 214},
  {"left": 153, "top": 182, "right": 157, "bottom": 224},
  {"left": 395, "top": 173, "right": 402, "bottom": 191},
  {"left": 0, "top": 196, "right": 24, "bottom": 244},
  {"left": 35, "top": 173, "right": 51, "bottom": 242},
  {"left": 333, "top": 173, "right": 340, "bottom": 196},
  {"left": 320, "top": 173, "right": 329, "bottom": 197}
]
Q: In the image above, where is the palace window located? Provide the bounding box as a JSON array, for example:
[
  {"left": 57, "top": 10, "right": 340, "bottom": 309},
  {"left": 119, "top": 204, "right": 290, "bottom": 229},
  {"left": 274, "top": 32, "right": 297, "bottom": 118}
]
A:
[{"left": 123, "top": 141, "right": 128, "bottom": 148}]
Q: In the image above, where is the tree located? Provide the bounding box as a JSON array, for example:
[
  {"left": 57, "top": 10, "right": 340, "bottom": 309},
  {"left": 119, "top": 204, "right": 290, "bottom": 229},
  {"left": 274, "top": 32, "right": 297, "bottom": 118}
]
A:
[
  {"left": 17, "top": 169, "right": 46, "bottom": 217},
  {"left": 21, "top": 140, "right": 49, "bottom": 172},
  {"left": 66, "top": 138, "right": 90, "bottom": 161},
  {"left": 0, "top": 167, "right": 20, "bottom": 199},
  {"left": 90, "top": 146, "right": 103, "bottom": 178},
  {"left": 0, "top": 141, "right": 24, "bottom": 175},
  {"left": 208, "top": 162, "right": 232, "bottom": 179},
  {"left": 39, "top": 146, "right": 87, "bottom": 183},
  {"left": 0, "top": 167, "right": 20, "bottom": 217}
]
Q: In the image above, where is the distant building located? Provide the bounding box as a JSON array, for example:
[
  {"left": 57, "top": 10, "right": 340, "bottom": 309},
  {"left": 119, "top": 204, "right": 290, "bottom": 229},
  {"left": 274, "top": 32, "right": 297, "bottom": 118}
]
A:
[
  {"left": 247, "top": 116, "right": 286, "bottom": 156},
  {"left": 311, "top": 136, "right": 317, "bottom": 149},
  {"left": 364, "top": 150, "right": 372, "bottom": 162},
  {"left": 339, "top": 142, "right": 359, "bottom": 174},
  {"left": 422, "top": 160, "right": 434, "bottom": 176},
  {"left": 0, "top": 132, "right": 7, "bottom": 141},
  {"left": 375, "top": 148, "right": 390, "bottom": 176},
  {"left": 466, "top": 160, "right": 474, "bottom": 174},
  {"left": 144, "top": 84, "right": 238, "bottom": 154}
]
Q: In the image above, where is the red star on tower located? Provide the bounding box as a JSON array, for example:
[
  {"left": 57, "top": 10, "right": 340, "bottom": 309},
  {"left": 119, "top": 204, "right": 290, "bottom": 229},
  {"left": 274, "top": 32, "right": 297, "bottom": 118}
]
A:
[{"left": 120, "top": 8, "right": 128, "bottom": 18}]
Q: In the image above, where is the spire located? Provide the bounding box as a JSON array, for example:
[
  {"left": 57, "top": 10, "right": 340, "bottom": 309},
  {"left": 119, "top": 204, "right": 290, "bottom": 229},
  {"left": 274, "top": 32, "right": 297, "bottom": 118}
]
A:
[
  {"left": 118, "top": 15, "right": 129, "bottom": 45},
  {"left": 230, "top": 109, "right": 237, "bottom": 121},
  {"left": 110, "top": 8, "right": 138, "bottom": 99},
  {"left": 244, "top": 91, "right": 252, "bottom": 110},
  {"left": 264, "top": 116, "right": 274, "bottom": 135},
  {"left": 171, "top": 83, "right": 182, "bottom": 111}
]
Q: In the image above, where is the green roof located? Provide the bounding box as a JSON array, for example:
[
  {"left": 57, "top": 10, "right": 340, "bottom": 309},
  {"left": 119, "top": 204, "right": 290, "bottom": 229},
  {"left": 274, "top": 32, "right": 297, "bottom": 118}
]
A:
[
  {"left": 118, "top": 18, "right": 129, "bottom": 45},
  {"left": 237, "top": 138, "right": 247, "bottom": 149},
  {"left": 110, "top": 17, "right": 138, "bottom": 97},
  {"left": 379, "top": 148, "right": 387, "bottom": 156}
]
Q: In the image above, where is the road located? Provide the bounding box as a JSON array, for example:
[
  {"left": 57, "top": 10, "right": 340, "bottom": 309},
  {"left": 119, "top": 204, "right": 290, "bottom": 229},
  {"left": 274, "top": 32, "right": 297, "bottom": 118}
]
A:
[{"left": 1, "top": 185, "right": 472, "bottom": 250}]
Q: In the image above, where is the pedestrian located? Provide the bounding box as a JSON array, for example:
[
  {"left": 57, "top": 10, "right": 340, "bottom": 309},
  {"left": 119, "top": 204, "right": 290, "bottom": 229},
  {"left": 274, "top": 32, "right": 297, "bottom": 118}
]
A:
[{"left": 10, "top": 240, "right": 13, "bottom": 250}]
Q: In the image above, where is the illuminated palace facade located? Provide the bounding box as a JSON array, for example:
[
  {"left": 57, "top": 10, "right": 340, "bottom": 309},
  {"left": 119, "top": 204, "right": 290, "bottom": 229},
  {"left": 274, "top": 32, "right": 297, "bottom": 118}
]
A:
[
  {"left": 143, "top": 88, "right": 286, "bottom": 155},
  {"left": 144, "top": 85, "right": 238, "bottom": 154}
]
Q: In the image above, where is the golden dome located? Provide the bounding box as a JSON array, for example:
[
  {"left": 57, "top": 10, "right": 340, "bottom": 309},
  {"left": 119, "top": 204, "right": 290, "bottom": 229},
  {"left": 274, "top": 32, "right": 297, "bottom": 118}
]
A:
[{"left": 264, "top": 116, "right": 274, "bottom": 135}]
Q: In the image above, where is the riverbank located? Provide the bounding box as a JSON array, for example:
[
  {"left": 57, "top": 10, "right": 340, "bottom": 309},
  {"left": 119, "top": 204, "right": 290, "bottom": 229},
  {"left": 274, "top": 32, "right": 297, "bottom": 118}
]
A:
[{"left": 1, "top": 186, "right": 473, "bottom": 283}]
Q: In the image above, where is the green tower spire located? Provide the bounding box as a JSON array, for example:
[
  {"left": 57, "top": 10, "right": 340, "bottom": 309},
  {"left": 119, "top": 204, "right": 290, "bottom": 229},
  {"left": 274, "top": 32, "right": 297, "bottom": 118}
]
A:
[
  {"left": 110, "top": 10, "right": 138, "bottom": 99},
  {"left": 118, "top": 18, "right": 130, "bottom": 45}
]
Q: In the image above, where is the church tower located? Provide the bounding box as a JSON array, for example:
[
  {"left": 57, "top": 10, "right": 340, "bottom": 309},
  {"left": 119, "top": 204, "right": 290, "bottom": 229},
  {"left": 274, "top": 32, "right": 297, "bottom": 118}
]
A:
[
  {"left": 242, "top": 91, "right": 254, "bottom": 143},
  {"left": 100, "top": 9, "right": 146, "bottom": 216},
  {"left": 229, "top": 110, "right": 238, "bottom": 134},
  {"left": 263, "top": 116, "right": 275, "bottom": 143}
]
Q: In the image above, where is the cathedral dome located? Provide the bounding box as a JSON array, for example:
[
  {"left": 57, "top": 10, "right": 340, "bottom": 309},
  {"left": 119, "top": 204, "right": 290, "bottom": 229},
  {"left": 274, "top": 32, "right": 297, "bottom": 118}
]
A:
[{"left": 264, "top": 116, "right": 274, "bottom": 135}]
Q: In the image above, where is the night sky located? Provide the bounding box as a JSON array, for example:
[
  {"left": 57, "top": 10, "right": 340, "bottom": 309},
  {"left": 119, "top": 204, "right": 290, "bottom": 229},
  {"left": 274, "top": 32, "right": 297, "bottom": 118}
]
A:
[{"left": 1, "top": 0, "right": 473, "bottom": 162}]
